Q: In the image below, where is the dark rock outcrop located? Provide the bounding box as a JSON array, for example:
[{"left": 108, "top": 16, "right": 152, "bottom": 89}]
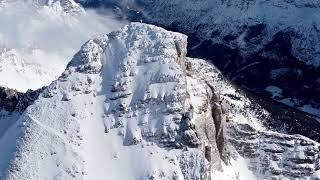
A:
[{"left": 0, "top": 87, "right": 44, "bottom": 112}]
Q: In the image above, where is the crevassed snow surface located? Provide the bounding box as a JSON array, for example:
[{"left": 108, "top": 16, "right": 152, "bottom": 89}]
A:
[{"left": 0, "top": 0, "right": 126, "bottom": 92}]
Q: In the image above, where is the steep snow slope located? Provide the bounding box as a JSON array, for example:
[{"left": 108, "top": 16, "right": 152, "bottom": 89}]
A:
[
  {"left": 1, "top": 23, "right": 319, "bottom": 180},
  {"left": 76, "top": 0, "right": 320, "bottom": 119},
  {"left": 0, "top": 0, "right": 126, "bottom": 92}
]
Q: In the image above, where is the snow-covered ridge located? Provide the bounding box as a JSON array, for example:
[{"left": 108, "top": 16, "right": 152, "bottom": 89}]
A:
[{"left": 1, "top": 23, "right": 319, "bottom": 179}]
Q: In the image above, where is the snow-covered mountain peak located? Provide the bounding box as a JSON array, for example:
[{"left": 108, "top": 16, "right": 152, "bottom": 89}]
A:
[
  {"left": 2, "top": 23, "right": 229, "bottom": 180},
  {"left": 1, "top": 22, "right": 319, "bottom": 180},
  {"left": 43, "top": 0, "right": 84, "bottom": 15},
  {"left": 104, "top": 0, "right": 320, "bottom": 117}
]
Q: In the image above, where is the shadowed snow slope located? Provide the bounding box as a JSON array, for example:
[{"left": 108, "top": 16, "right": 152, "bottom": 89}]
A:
[{"left": 1, "top": 23, "right": 319, "bottom": 180}]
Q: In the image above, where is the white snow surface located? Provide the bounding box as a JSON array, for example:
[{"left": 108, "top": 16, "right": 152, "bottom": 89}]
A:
[{"left": 0, "top": 0, "right": 126, "bottom": 92}]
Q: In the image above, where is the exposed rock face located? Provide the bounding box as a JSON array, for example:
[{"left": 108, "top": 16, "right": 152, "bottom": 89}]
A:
[
  {"left": 212, "top": 101, "right": 227, "bottom": 162},
  {"left": 0, "top": 87, "right": 43, "bottom": 112}
]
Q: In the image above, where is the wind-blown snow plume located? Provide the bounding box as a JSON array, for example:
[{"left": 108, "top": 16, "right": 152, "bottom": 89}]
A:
[{"left": 0, "top": 0, "right": 127, "bottom": 92}]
